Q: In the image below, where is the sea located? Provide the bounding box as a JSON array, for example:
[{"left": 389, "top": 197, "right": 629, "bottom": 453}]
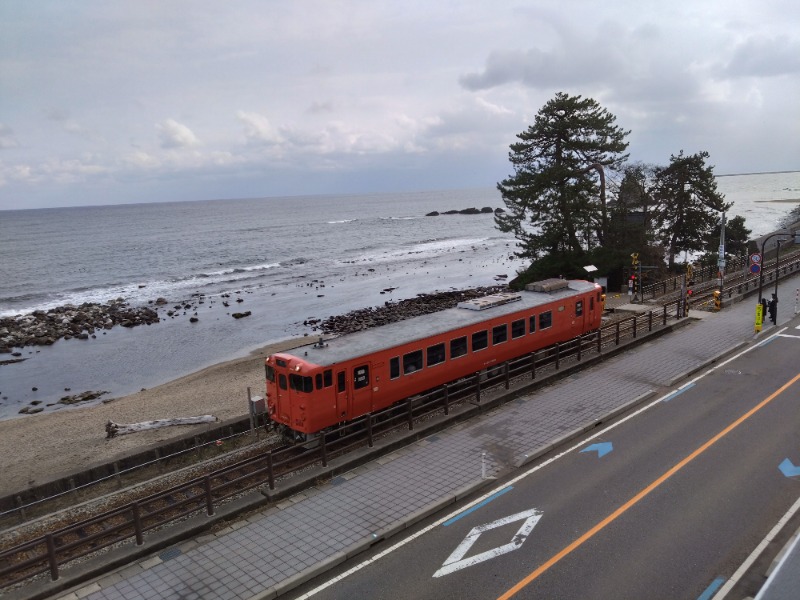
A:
[{"left": 1, "top": 172, "right": 799, "bottom": 420}]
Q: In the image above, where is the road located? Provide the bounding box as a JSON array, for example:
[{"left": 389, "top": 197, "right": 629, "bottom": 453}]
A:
[{"left": 288, "top": 322, "right": 800, "bottom": 599}]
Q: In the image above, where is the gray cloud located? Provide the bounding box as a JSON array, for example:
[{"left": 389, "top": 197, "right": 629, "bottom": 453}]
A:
[
  {"left": 721, "top": 35, "right": 800, "bottom": 77},
  {"left": 0, "top": 124, "right": 19, "bottom": 149}
]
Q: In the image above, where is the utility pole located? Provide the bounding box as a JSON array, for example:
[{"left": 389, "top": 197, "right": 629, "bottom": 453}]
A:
[{"left": 718, "top": 212, "right": 726, "bottom": 290}]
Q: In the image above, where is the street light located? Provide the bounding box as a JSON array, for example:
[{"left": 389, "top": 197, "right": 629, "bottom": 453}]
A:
[{"left": 757, "top": 232, "right": 791, "bottom": 304}]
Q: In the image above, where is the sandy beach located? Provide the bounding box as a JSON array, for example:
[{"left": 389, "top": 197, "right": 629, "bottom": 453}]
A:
[{"left": 0, "top": 338, "right": 304, "bottom": 498}]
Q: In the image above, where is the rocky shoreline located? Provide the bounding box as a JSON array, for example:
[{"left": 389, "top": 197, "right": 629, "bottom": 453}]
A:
[
  {"left": 313, "top": 285, "right": 508, "bottom": 336},
  {"left": 0, "top": 299, "right": 162, "bottom": 352}
]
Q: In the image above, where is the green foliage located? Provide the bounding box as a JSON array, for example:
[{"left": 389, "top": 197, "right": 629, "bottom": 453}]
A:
[
  {"left": 496, "top": 92, "right": 629, "bottom": 261},
  {"left": 651, "top": 150, "right": 731, "bottom": 269}
]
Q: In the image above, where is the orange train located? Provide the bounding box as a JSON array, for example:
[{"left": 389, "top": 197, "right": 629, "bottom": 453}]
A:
[{"left": 265, "top": 279, "right": 604, "bottom": 438}]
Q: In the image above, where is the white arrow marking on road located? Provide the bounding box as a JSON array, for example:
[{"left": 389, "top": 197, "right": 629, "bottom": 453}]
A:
[{"left": 433, "top": 508, "right": 542, "bottom": 578}]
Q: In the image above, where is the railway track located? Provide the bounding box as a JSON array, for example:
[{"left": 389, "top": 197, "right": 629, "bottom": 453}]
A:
[{"left": 5, "top": 253, "right": 800, "bottom": 590}]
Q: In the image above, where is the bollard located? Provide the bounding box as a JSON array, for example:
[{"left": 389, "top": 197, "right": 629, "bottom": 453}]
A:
[
  {"left": 596, "top": 329, "right": 601, "bottom": 353},
  {"left": 633, "top": 316, "right": 637, "bottom": 338},
  {"left": 481, "top": 452, "right": 487, "bottom": 479},
  {"left": 648, "top": 310, "right": 653, "bottom": 332}
]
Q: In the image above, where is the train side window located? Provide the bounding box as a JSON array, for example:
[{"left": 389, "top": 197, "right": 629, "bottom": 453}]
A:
[
  {"left": 403, "top": 350, "right": 423, "bottom": 373},
  {"left": 539, "top": 311, "right": 553, "bottom": 329},
  {"left": 337, "top": 371, "right": 346, "bottom": 393},
  {"left": 324, "top": 369, "right": 332, "bottom": 387},
  {"left": 511, "top": 319, "right": 525, "bottom": 339},
  {"left": 472, "top": 330, "right": 488, "bottom": 351},
  {"left": 390, "top": 357, "right": 400, "bottom": 379},
  {"left": 315, "top": 373, "right": 323, "bottom": 389},
  {"left": 266, "top": 364, "right": 275, "bottom": 382},
  {"left": 576, "top": 301, "right": 583, "bottom": 316},
  {"left": 450, "top": 336, "right": 468, "bottom": 359},
  {"left": 279, "top": 374, "right": 287, "bottom": 390},
  {"left": 427, "top": 343, "right": 445, "bottom": 366},
  {"left": 492, "top": 324, "right": 508, "bottom": 345},
  {"left": 353, "top": 365, "right": 369, "bottom": 389},
  {"left": 529, "top": 315, "right": 536, "bottom": 334}
]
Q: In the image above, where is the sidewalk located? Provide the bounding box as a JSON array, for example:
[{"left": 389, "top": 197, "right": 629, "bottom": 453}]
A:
[{"left": 34, "top": 279, "right": 799, "bottom": 600}]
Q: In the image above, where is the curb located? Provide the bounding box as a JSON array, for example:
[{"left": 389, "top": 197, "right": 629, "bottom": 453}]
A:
[{"left": 7, "top": 316, "right": 701, "bottom": 600}]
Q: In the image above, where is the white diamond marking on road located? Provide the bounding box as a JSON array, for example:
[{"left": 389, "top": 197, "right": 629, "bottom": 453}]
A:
[{"left": 433, "top": 508, "right": 543, "bottom": 578}]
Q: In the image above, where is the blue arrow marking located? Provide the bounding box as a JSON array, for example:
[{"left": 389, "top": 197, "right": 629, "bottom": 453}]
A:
[
  {"left": 779, "top": 458, "right": 800, "bottom": 478},
  {"left": 581, "top": 442, "right": 613, "bottom": 458}
]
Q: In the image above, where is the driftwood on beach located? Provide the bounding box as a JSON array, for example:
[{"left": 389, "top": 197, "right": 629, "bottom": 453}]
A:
[{"left": 105, "top": 415, "right": 217, "bottom": 439}]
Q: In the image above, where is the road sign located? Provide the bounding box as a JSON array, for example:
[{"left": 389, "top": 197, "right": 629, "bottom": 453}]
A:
[
  {"left": 433, "top": 508, "right": 542, "bottom": 577},
  {"left": 750, "top": 253, "right": 762, "bottom": 264},
  {"left": 750, "top": 264, "right": 761, "bottom": 274},
  {"left": 755, "top": 303, "right": 763, "bottom": 333}
]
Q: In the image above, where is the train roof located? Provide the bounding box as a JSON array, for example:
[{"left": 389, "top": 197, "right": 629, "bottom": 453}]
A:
[{"left": 279, "top": 279, "right": 598, "bottom": 367}]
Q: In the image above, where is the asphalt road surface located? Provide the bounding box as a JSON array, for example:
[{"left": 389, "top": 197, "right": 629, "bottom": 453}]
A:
[{"left": 289, "top": 322, "right": 800, "bottom": 600}]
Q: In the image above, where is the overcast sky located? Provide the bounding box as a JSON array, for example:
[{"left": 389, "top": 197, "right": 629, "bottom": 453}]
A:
[{"left": 1, "top": 1, "right": 799, "bottom": 210}]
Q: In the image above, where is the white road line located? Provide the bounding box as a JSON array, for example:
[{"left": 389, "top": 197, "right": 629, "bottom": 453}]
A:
[
  {"left": 291, "top": 328, "right": 787, "bottom": 599},
  {"left": 711, "top": 494, "right": 800, "bottom": 600}
]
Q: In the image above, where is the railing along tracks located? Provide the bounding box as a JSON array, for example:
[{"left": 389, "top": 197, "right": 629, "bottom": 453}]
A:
[{"left": 6, "top": 266, "right": 798, "bottom": 590}]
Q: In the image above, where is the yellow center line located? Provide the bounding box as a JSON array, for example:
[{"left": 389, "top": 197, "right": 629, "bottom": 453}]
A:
[{"left": 497, "top": 371, "right": 800, "bottom": 600}]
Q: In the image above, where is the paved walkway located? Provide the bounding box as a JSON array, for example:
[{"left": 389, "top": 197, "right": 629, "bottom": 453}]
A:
[{"left": 47, "top": 279, "right": 799, "bottom": 600}]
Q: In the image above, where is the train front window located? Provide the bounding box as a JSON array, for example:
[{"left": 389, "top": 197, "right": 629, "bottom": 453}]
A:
[
  {"left": 403, "top": 350, "right": 423, "bottom": 374},
  {"left": 539, "top": 311, "right": 552, "bottom": 329},
  {"left": 266, "top": 364, "right": 275, "bottom": 382},
  {"left": 316, "top": 373, "right": 323, "bottom": 389},
  {"left": 427, "top": 343, "right": 445, "bottom": 366},
  {"left": 354, "top": 365, "right": 370, "bottom": 389},
  {"left": 450, "top": 336, "right": 467, "bottom": 359},
  {"left": 324, "top": 369, "right": 333, "bottom": 387},
  {"left": 472, "top": 330, "right": 488, "bottom": 351},
  {"left": 492, "top": 324, "right": 507, "bottom": 345},
  {"left": 290, "top": 374, "right": 313, "bottom": 393}
]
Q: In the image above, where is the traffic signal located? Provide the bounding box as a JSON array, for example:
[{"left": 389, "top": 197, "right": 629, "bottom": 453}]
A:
[
  {"left": 687, "top": 280, "right": 695, "bottom": 297},
  {"left": 713, "top": 290, "right": 721, "bottom": 311}
]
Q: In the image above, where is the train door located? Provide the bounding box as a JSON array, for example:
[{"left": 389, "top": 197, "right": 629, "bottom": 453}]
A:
[
  {"left": 351, "top": 362, "right": 373, "bottom": 416},
  {"left": 574, "top": 298, "right": 586, "bottom": 333},
  {"left": 587, "top": 292, "right": 597, "bottom": 330},
  {"left": 336, "top": 370, "right": 348, "bottom": 422}
]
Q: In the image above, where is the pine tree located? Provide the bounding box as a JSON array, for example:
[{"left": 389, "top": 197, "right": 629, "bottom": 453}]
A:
[
  {"left": 652, "top": 151, "right": 731, "bottom": 269},
  {"left": 496, "top": 92, "right": 629, "bottom": 262}
]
